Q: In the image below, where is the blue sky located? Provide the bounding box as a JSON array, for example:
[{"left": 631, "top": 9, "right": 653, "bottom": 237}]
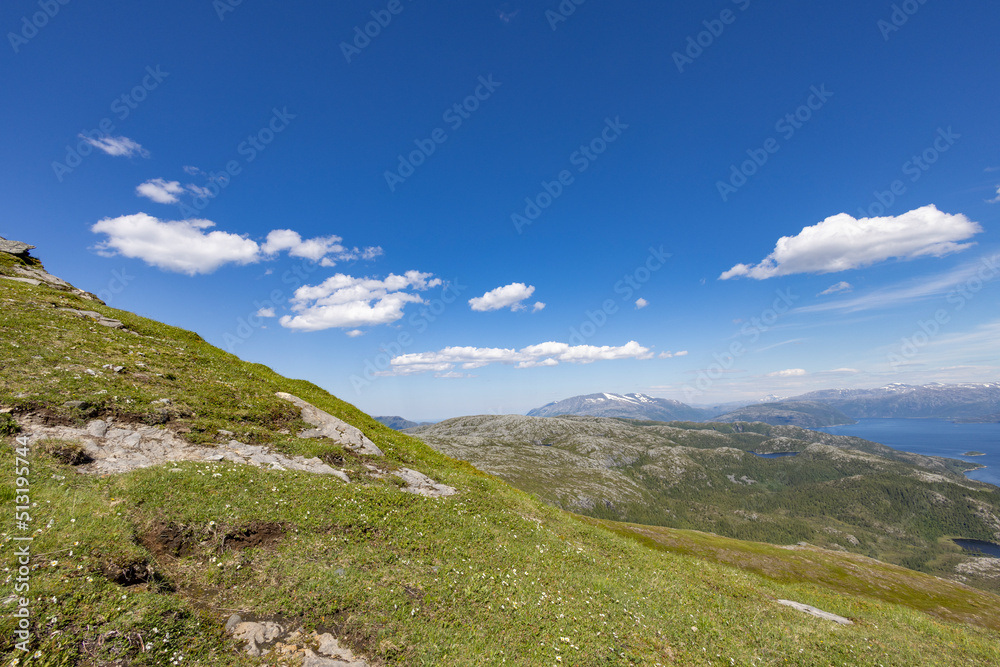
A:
[{"left": 2, "top": 0, "right": 998, "bottom": 419}]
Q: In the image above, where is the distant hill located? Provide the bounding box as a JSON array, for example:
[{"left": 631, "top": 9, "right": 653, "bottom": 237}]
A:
[
  {"left": 789, "top": 382, "right": 1000, "bottom": 419},
  {"left": 527, "top": 392, "right": 713, "bottom": 421},
  {"left": 712, "top": 401, "right": 855, "bottom": 427},
  {"left": 374, "top": 415, "right": 421, "bottom": 430}
]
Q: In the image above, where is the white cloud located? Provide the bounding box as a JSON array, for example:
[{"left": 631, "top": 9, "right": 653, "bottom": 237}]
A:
[
  {"left": 183, "top": 165, "right": 203, "bottom": 176},
  {"left": 532, "top": 301, "right": 546, "bottom": 312},
  {"left": 262, "top": 229, "right": 381, "bottom": 267},
  {"left": 91, "top": 214, "right": 384, "bottom": 276},
  {"left": 345, "top": 329, "right": 364, "bottom": 338},
  {"left": 675, "top": 350, "right": 688, "bottom": 357},
  {"left": 91, "top": 213, "right": 260, "bottom": 276},
  {"left": 136, "top": 179, "right": 185, "bottom": 204},
  {"left": 279, "top": 271, "right": 442, "bottom": 332},
  {"left": 988, "top": 185, "right": 1000, "bottom": 204},
  {"left": 635, "top": 298, "right": 648, "bottom": 309},
  {"left": 435, "top": 371, "right": 477, "bottom": 379},
  {"left": 657, "top": 350, "right": 689, "bottom": 359},
  {"left": 720, "top": 205, "right": 981, "bottom": 280},
  {"left": 79, "top": 134, "right": 149, "bottom": 158},
  {"left": 387, "top": 340, "right": 652, "bottom": 375},
  {"left": 819, "top": 281, "right": 852, "bottom": 296},
  {"left": 766, "top": 368, "right": 808, "bottom": 377},
  {"left": 469, "top": 283, "right": 537, "bottom": 312},
  {"left": 255, "top": 307, "right": 276, "bottom": 318},
  {"left": 136, "top": 178, "right": 220, "bottom": 205}
]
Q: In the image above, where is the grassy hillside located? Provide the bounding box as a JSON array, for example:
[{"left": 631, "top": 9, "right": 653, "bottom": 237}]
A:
[
  {"left": 3, "top": 263, "right": 1000, "bottom": 665},
  {"left": 410, "top": 415, "right": 1000, "bottom": 592}
]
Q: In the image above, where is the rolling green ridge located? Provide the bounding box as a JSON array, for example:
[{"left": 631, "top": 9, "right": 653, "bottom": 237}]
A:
[{"left": 3, "top": 258, "right": 1000, "bottom": 665}]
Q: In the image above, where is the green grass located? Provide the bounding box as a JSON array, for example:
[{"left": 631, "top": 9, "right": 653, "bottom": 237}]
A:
[{"left": 3, "top": 276, "right": 1000, "bottom": 665}]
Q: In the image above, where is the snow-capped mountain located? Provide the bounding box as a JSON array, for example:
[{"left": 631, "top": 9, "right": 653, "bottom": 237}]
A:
[
  {"left": 526, "top": 393, "right": 713, "bottom": 421},
  {"left": 788, "top": 382, "right": 1000, "bottom": 419}
]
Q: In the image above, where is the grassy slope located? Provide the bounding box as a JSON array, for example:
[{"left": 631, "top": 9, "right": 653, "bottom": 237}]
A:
[{"left": 1, "top": 273, "right": 1000, "bottom": 665}]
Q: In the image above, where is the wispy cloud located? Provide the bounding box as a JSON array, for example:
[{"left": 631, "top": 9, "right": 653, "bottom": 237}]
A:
[
  {"left": 720, "top": 205, "right": 981, "bottom": 280},
  {"left": 766, "top": 368, "right": 808, "bottom": 377},
  {"left": 818, "top": 281, "right": 852, "bottom": 296},
  {"left": 79, "top": 134, "right": 149, "bottom": 158},
  {"left": 754, "top": 338, "right": 806, "bottom": 353},
  {"left": 385, "top": 340, "right": 653, "bottom": 375},
  {"left": 797, "top": 253, "right": 1000, "bottom": 314}
]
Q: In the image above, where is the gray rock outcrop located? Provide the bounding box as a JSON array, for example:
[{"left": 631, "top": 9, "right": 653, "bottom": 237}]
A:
[
  {"left": 0, "top": 236, "right": 35, "bottom": 256},
  {"left": 276, "top": 392, "right": 384, "bottom": 456},
  {"left": 15, "top": 415, "right": 350, "bottom": 481}
]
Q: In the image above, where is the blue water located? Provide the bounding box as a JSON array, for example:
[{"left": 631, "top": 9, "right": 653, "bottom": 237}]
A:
[
  {"left": 953, "top": 539, "right": 1000, "bottom": 558},
  {"left": 817, "top": 419, "right": 1000, "bottom": 487},
  {"left": 751, "top": 451, "right": 799, "bottom": 458}
]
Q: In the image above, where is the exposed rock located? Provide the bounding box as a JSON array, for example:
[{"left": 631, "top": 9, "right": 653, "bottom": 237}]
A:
[
  {"left": 230, "top": 620, "right": 285, "bottom": 656},
  {"left": 1, "top": 276, "right": 41, "bottom": 286},
  {"left": 393, "top": 466, "right": 458, "bottom": 498},
  {"left": 59, "top": 308, "right": 125, "bottom": 329},
  {"left": 223, "top": 618, "right": 368, "bottom": 665},
  {"left": 276, "top": 392, "right": 384, "bottom": 456},
  {"left": 363, "top": 464, "right": 456, "bottom": 497},
  {"left": 777, "top": 599, "right": 853, "bottom": 625},
  {"left": 15, "top": 415, "right": 350, "bottom": 481},
  {"left": 0, "top": 236, "right": 35, "bottom": 256}
]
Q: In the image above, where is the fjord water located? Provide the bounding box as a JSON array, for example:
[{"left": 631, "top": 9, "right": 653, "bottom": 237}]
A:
[{"left": 817, "top": 419, "right": 1000, "bottom": 487}]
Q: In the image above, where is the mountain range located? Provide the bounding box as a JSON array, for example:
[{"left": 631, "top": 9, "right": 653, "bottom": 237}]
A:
[
  {"left": 789, "top": 383, "right": 1000, "bottom": 420},
  {"left": 520, "top": 383, "right": 1000, "bottom": 425}
]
